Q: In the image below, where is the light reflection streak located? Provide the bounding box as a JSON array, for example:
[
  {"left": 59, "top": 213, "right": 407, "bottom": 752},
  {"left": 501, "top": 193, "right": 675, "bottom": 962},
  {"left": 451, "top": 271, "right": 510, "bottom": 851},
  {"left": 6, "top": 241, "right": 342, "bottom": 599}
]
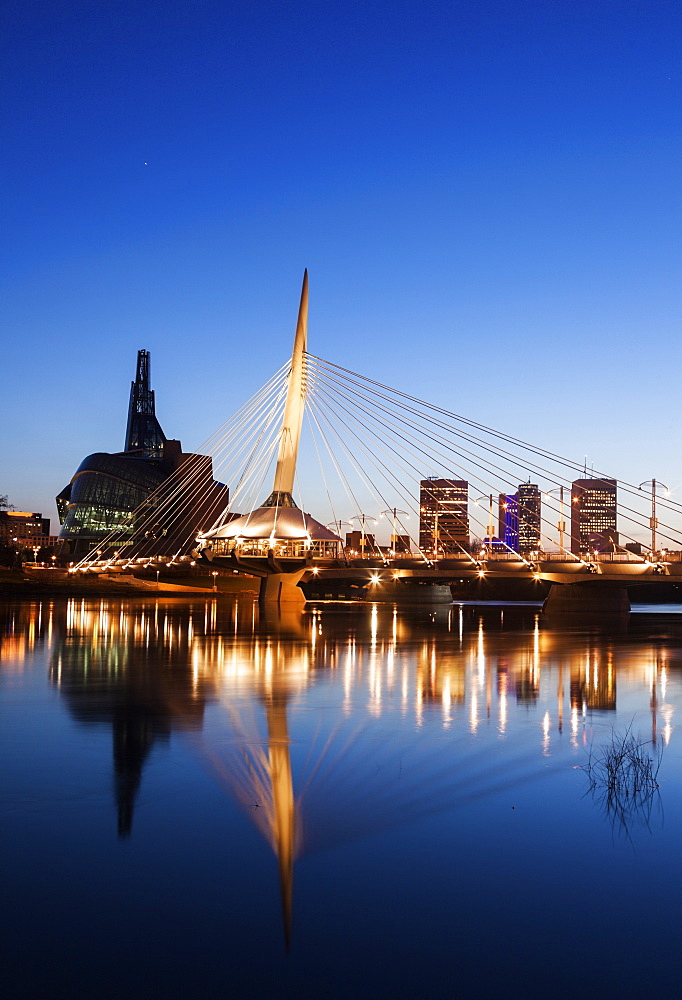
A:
[
  {"left": 414, "top": 661, "right": 424, "bottom": 726},
  {"left": 368, "top": 654, "right": 382, "bottom": 717},
  {"left": 343, "top": 653, "right": 352, "bottom": 715},
  {"left": 570, "top": 707, "right": 579, "bottom": 749},
  {"left": 2, "top": 599, "right": 682, "bottom": 764},
  {"left": 477, "top": 621, "right": 485, "bottom": 684},
  {"left": 442, "top": 676, "right": 452, "bottom": 727},
  {"left": 387, "top": 647, "right": 394, "bottom": 690},
  {"left": 470, "top": 691, "right": 478, "bottom": 734},
  {"left": 661, "top": 703, "right": 674, "bottom": 746},
  {"left": 498, "top": 689, "right": 507, "bottom": 734}
]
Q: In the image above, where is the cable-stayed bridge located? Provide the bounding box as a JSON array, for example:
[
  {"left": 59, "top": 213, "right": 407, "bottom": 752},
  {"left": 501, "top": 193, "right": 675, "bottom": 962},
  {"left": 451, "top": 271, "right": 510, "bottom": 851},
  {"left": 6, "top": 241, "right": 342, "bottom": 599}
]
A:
[{"left": 74, "top": 272, "right": 682, "bottom": 611}]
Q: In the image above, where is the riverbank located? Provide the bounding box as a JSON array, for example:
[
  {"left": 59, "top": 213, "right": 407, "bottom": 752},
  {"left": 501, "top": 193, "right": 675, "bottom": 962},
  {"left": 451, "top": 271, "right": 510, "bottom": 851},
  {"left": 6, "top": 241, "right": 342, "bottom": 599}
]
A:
[{"left": 0, "top": 568, "right": 258, "bottom": 599}]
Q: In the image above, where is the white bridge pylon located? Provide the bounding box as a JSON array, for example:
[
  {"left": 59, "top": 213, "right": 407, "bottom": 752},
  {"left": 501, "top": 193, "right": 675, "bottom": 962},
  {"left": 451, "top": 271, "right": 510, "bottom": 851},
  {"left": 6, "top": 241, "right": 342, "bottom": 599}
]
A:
[
  {"left": 196, "top": 271, "right": 343, "bottom": 605},
  {"left": 271, "top": 267, "right": 308, "bottom": 503}
]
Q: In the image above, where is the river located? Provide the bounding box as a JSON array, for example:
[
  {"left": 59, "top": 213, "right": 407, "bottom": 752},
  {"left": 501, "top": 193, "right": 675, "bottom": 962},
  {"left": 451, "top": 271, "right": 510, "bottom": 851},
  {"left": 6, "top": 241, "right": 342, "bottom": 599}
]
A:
[{"left": 1, "top": 597, "right": 681, "bottom": 998}]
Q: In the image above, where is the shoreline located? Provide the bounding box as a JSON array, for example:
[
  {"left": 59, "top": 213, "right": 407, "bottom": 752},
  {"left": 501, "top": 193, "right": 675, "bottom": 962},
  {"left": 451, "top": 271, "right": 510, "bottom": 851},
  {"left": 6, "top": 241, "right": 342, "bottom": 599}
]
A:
[{"left": 0, "top": 568, "right": 258, "bottom": 599}]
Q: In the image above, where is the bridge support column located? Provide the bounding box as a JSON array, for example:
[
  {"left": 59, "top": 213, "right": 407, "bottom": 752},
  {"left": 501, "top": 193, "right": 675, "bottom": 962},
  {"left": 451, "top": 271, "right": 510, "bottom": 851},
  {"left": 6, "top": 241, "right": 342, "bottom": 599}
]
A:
[
  {"left": 542, "top": 583, "right": 630, "bottom": 615},
  {"left": 259, "top": 571, "right": 306, "bottom": 608}
]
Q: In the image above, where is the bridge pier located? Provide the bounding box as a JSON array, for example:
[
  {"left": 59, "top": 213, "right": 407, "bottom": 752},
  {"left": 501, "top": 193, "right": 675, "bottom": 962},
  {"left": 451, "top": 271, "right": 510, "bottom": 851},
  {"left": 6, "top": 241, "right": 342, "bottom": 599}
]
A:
[
  {"left": 259, "top": 571, "right": 306, "bottom": 608},
  {"left": 542, "top": 583, "right": 630, "bottom": 615}
]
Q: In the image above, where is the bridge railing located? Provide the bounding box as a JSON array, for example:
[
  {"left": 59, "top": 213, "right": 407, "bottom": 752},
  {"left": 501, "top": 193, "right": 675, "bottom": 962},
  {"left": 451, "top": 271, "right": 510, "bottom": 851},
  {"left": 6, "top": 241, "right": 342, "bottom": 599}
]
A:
[
  {"left": 590, "top": 552, "right": 649, "bottom": 563},
  {"left": 532, "top": 551, "right": 681, "bottom": 564}
]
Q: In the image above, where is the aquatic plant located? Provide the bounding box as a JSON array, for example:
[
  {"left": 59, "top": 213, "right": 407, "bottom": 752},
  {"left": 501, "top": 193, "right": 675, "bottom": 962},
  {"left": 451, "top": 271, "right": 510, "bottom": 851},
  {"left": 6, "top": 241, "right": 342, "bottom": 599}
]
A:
[{"left": 585, "top": 724, "right": 663, "bottom": 837}]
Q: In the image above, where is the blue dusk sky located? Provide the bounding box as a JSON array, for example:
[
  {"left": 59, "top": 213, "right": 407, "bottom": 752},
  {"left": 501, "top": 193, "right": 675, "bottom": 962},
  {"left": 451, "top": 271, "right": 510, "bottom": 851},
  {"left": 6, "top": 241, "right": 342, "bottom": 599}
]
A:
[{"left": 2, "top": 0, "right": 680, "bottom": 531}]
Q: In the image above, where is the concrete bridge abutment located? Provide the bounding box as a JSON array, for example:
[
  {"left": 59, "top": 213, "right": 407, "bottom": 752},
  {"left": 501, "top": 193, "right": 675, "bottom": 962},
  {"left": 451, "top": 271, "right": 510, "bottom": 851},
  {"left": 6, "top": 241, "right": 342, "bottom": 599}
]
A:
[
  {"left": 542, "top": 583, "right": 630, "bottom": 615},
  {"left": 259, "top": 571, "right": 306, "bottom": 608}
]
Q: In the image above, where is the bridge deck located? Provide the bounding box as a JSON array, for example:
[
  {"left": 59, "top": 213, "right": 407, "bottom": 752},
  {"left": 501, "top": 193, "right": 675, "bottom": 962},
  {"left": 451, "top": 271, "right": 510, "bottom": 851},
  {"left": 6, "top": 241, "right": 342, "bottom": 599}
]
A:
[{"left": 202, "top": 550, "right": 680, "bottom": 587}]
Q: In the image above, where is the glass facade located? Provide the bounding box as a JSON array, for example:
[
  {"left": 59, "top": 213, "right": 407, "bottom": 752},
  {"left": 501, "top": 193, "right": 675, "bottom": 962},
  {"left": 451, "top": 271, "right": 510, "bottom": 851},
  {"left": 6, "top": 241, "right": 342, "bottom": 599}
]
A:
[
  {"left": 58, "top": 453, "right": 168, "bottom": 548},
  {"left": 517, "top": 483, "right": 541, "bottom": 552}
]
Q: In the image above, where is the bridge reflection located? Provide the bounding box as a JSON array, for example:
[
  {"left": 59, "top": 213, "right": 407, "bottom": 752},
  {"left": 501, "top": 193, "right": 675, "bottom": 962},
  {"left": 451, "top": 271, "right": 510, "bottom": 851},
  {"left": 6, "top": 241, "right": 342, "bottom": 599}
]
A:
[
  {"left": 0, "top": 598, "right": 679, "bottom": 942},
  {"left": 1, "top": 597, "right": 677, "bottom": 752}
]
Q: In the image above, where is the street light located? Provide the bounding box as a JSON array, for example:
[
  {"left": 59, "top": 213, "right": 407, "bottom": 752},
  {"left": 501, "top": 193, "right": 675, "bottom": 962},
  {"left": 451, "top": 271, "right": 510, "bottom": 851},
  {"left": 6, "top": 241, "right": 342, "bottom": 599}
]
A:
[
  {"left": 379, "top": 508, "right": 410, "bottom": 557},
  {"left": 348, "top": 513, "right": 377, "bottom": 558},
  {"left": 212, "top": 571, "right": 218, "bottom": 592},
  {"left": 326, "top": 520, "right": 352, "bottom": 541},
  {"left": 543, "top": 487, "right": 568, "bottom": 554},
  {"left": 639, "top": 479, "right": 670, "bottom": 556}
]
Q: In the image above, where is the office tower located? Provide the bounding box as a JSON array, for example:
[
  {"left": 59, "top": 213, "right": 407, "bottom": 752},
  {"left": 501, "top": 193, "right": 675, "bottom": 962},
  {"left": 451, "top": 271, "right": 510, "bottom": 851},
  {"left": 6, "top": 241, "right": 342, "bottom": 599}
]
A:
[
  {"left": 419, "top": 478, "right": 469, "bottom": 554},
  {"left": 498, "top": 494, "right": 519, "bottom": 552},
  {"left": 570, "top": 478, "right": 618, "bottom": 554},
  {"left": 518, "top": 482, "right": 541, "bottom": 552}
]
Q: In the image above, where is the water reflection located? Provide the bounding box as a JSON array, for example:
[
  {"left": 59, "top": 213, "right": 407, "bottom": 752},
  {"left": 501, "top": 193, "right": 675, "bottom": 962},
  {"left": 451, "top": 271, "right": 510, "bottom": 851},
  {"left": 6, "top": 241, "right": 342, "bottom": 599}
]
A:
[
  {"left": 1, "top": 597, "right": 681, "bottom": 946},
  {"left": 2, "top": 599, "right": 680, "bottom": 753},
  {"left": 48, "top": 602, "right": 214, "bottom": 836}
]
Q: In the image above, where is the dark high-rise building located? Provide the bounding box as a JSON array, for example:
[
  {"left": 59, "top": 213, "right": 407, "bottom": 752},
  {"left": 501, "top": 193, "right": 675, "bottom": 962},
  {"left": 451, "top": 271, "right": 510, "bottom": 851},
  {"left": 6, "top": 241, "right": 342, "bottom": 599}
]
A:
[
  {"left": 571, "top": 478, "right": 618, "bottom": 554},
  {"left": 517, "top": 482, "right": 541, "bottom": 552},
  {"left": 419, "top": 478, "right": 469, "bottom": 554},
  {"left": 498, "top": 494, "right": 519, "bottom": 552},
  {"left": 57, "top": 350, "right": 229, "bottom": 554}
]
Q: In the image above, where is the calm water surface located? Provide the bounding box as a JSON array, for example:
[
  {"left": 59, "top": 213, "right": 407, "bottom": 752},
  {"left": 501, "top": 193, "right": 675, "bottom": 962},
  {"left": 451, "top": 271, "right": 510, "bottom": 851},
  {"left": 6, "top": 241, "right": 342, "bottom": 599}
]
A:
[{"left": 2, "top": 597, "right": 682, "bottom": 999}]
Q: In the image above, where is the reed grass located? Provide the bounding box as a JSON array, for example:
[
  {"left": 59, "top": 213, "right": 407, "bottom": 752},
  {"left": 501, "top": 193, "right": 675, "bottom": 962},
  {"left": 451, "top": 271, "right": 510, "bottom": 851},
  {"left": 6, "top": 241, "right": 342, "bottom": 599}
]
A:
[{"left": 585, "top": 723, "right": 663, "bottom": 836}]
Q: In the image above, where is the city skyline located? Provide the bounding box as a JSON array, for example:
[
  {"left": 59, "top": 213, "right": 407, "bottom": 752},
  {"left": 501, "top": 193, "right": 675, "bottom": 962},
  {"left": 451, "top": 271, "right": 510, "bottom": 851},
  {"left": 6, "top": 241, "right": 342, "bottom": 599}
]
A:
[
  {"left": 2, "top": 1, "right": 680, "bottom": 526},
  {"left": 5, "top": 338, "right": 681, "bottom": 555}
]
